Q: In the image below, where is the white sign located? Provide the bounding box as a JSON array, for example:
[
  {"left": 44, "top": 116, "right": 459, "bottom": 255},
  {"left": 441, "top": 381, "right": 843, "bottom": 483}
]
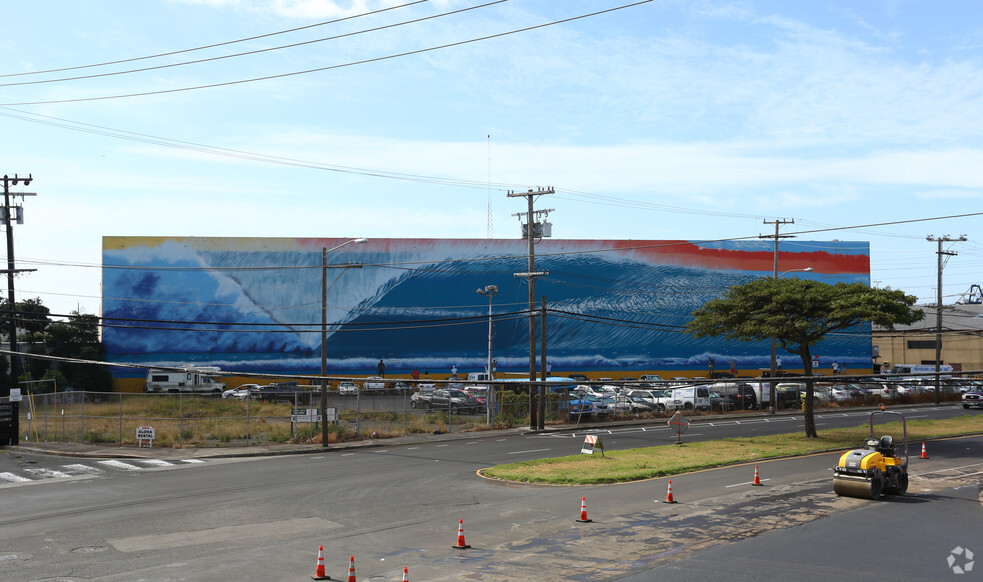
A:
[
  {"left": 136, "top": 426, "right": 155, "bottom": 447},
  {"left": 8, "top": 388, "right": 21, "bottom": 402},
  {"left": 580, "top": 434, "right": 605, "bottom": 456},
  {"left": 291, "top": 408, "right": 337, "bottom": 422}
]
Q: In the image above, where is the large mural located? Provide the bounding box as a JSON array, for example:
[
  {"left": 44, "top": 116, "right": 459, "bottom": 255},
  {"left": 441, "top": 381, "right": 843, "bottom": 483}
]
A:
[{"left": 102, "top": 237, "right": 871, "bottom": 378}]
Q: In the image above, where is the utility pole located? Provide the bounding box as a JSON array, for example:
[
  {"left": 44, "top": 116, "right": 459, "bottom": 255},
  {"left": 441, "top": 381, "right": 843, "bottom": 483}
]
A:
[
  {"left": 927, "top": 234, "right": 966, "bottom": 405},
  {"left": 539, "top": 295, "right": 547, "bottom": 430},
  {"left": 509, "top": 187, "right": 553, "bottom": 430},
  {"left": 760, "top": 218, "right": 794, "bottom": 413},
  {"left": 1, "top": 173, "right": 36, "bottom": 448}
]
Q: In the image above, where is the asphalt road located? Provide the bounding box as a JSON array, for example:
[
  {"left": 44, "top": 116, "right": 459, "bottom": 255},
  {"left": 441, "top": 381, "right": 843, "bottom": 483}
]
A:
[{"left": 0, "top": 405, "right": 979, "bottom": 581}]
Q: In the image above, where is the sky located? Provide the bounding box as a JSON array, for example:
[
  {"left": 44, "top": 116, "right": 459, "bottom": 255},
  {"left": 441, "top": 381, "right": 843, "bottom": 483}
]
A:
[{"left": 1, "top": 0, "right": 982, "bottom": 320}]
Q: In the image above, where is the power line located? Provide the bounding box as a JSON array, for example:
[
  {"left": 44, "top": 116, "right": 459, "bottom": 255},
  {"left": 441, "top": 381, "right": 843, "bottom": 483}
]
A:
[
  {"left": 0, "top": 1, "right": 505, "bottom": 88},
  {"left": 0, "top": 1, "right": 655, "bottom": 106},
  {"left": 0, "top": 0, "right": 429, "bottom": 79}
]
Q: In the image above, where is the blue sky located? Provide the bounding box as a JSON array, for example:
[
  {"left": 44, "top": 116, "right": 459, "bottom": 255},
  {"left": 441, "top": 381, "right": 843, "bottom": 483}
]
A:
[{"left": 2, "top": 0, "right": 982, "bottom": 318}]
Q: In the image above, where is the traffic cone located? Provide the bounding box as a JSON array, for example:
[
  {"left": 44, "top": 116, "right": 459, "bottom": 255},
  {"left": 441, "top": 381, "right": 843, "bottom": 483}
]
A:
[
  {"left": 346, "top": 555, "right": 356, "bottom": 582},
  {"left": 312, "top": 545, "right": 330, "bottom": 580},
  {"left": 921, "top": 442, "right": 929, "bottom": 459},
  {"left": 401, "top": 566, "right": 409, "bottom": 582},
  {"left": 752, "top": 465, "right": 762, "bottom": 486},
  {"left": 663, "top": 480, "right": 677, "bottom": 504},
  {"left": 576, "top": 496, "right": 592, "bottom": 523},
  {"left": 452, "top": 518, "right": 471, "bottom": 549}
]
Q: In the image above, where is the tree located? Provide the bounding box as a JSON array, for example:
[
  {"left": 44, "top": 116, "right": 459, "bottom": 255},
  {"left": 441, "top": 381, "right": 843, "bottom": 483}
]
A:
[
  {"left": 685, "top": 278, "right": 923, "bottom": 438},
  {"left": 45, "top": 311, "right": 112, "bottom": 392},
  {"left": 0, "top": 297, "right": 52, "bottom": 341}
]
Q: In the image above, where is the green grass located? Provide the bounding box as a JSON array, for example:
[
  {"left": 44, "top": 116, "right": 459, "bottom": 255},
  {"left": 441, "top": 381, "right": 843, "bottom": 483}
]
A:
[{"left": 481, "top": 414, "right": 983, "bottom": 485}]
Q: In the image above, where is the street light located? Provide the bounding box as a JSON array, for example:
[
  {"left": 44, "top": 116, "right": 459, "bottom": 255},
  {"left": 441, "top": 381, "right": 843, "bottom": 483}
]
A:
[
  {"left": 769, "top": 267, "right": 813, "bottom": 414},
  {"left": 476, "top": 284, "right": 498, "bottom": 425},
  {"left": 321, "top": 238, "right": 367, "bottom": 448}
]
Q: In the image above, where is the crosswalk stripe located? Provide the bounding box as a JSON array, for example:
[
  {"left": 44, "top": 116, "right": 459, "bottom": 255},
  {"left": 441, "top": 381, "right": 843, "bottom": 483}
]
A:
[
  {"left": 138, "top": 459, "right": 174, "bottom": 467},
  {"left": 61, "top": 463, "right": 103, "bottom": 475},
  {"left": 0, "top": 472, "right": 31, "bottom": 482},
  {"left": 97, "top": 460, "right": 142, "bottom": 471},
  {"left": 25, "top": 468, "right": 71, "bottom": 479}
]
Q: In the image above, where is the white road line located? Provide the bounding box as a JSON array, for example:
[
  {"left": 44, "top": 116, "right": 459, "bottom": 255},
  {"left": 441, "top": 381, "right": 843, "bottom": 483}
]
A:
[
  {"left": 62, "top": 463, "right": 102, "bottom": 475},
  {"left": 25, "top": 468, "right": 71, "bottom": 479},
  {"left": 509, "top": 448, "right": 551, "bottom": 455},
  {"left": 138, "top": 459, "right": 174, "bottom": 467},
  {"left": 181, "top": 459, "right": 206, "bottom": 464},
  {"left": 725, "top": 479, "right": 771, "bottom": 488},
  {"left": 97, "top": 460, "right": 141, "bottom": 471},
  {"left": 0, "top": 472, "right": 31, "bottom": 483},
  {"left": 436, "top": 444, "right": 449, "bottom": 447},
  {"left": 406, "top": 446, "right": 420, "bottom": 450},
  {"left": 467, "top": 441, "right": 478, "bottom": 445}
]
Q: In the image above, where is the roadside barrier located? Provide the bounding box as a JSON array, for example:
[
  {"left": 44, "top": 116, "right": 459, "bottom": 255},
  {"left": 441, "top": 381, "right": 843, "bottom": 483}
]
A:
[
  {"left": 577, "top": 496, "right": 592, "bottom": 523},
  {"left": 921, "top": 442, "right": 929, "bottom": 459},
  {"left": 312, "top": 545, "right": 329, "bottom": 580},
  {"left": 663, "top": 480, "right": 677, "bottom": 504},
  {"left": 752, "top": 465, "right": 762, "bottom": 486},
  {"left": 346, "top": 555, "right": 356, "bottom": 582},
  {"left": 453, "top": 518, "right": 471, "bottom": 549}
]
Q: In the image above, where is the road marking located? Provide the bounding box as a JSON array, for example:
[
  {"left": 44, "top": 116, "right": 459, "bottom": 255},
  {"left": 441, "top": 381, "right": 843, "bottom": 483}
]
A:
[
  {"left": 25, "top": 468, "right": 72, "bottom": 479},
  {"left": 725, "top": 479, "right": 771, "bottom": 488},
  {"left": 138, "top": 459, "right": 174, "bottom": 467},
  {"left": 436, "top": 444, "right": 449, "bottom": 447},
  {"left": 0, "top": 472, "right": 31, "bottom": 482},
  {"left": 509, "top": 448, "right": 551, "bottom": 455},
  {"left": 406, "top": 446, "right": 420, "bottom": 450},
  {"left": 98, "top": 460, "right": 142, "bottom": 471},
  {"left": 62, "top": 463, "right": 102, "bottom": 474},
  {"left": 467, "top": 441, "right": 479, "bottom": 445},
  {"left": 341, "top": 453, "right": 355, "bottom": 457},
  {"left": 181, "top": 459, "right": 206, "bottom": 464}
]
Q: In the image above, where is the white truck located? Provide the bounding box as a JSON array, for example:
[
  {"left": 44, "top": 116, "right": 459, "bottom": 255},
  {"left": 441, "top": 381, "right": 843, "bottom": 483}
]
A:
[
  {"left": 669, "top": 384, "right": 711, "bottom": 411},
  {"left": 144, "top": 367, "right": 226, "bottom": 393}
]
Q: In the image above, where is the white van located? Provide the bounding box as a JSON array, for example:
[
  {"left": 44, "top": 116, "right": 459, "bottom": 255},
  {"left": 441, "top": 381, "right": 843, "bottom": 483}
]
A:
[{"left": 670, "top": 385, "right": 711, "bottom": 411}]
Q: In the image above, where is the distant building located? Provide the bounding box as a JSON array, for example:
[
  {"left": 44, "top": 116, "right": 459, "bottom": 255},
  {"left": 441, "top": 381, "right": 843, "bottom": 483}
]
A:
[{"left": 873, "top": 301, "right": 983, "bottom": 375}]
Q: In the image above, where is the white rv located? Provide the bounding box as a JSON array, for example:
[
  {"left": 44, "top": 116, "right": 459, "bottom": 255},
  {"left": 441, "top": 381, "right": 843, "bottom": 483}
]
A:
[{"left": 144, "top": 367, "right": 226, "bottom": 393}]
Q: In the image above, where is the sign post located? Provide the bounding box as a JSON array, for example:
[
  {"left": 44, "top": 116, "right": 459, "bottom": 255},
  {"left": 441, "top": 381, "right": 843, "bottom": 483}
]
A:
[{"left": 667, "top": 412, "right": 690, "bottom": 446}]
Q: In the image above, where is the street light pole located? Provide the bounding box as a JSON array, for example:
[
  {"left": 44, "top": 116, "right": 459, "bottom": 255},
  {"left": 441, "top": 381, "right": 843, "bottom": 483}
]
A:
[
  {"left": 320, "top": 238, "right": 367, "bottom": 448},
  {"left": 476, "top": 285, "right": 498, "bottom": 425},
  {"left": 769, "top": 267, "right": 813, "bottom": 414}
]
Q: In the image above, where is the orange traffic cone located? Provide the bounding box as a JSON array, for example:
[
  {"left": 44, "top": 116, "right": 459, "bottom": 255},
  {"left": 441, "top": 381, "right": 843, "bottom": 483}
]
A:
[
  {"left": 921, "top": 442, "right": 929, "bottom": 459},
  {"left": 401, "top": 566, "right": 409, "bottom": 581},
  {"left": 312, "top": 545, "right": 329, "bottom": 580},
  {"left": 663, "top": 480, "right": 677, "bottom": 504},
  {"left": 752, "top": 465, "right": 762, "bottom": 486},
  {"left": 346, "top": 555, "right": 356, "bottom": 582},
  {"left": 576, "top": 495, "right": 592, "bottom": 523},
  {"left": 452, "top": 518, "right": 471, "bottom": 549}
]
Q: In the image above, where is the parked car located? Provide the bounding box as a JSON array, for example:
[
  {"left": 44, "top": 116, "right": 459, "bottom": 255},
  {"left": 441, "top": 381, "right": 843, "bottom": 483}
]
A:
[
  {"left": 625, "top": 389, "right": 679, "bottom": 412},
  {"left": 825, "top": 383, "right": 863, "bottom": 401},
  {"left": 256, "top": 382, "right": 309, "bottom": 403},
  {"left": 429, "top": 389, "right": 481, "bottom": 414},
  {"left": 568, "top": 374, "right": 589, "bottom": 382},
  {"left": 709, "top": 381, "right": 757, "bottom": 410},
  {"left": 559, "top": 395, "right": 599, "bottom": 418},
  {"left": 223, "top": 383, "right": 260, "bottom": 400},
  {"left": 363, "top": 376, "right": 386, "bottom": 391},
  {"left": 392, "top": 381, "right": 412, "bottom": 394},
  {"left": 410, "top": 390, "right": 433, "bottom": 408},
  {"left": 963, "top": 390, "right": 983, "bottom": 409},
  {"left": 338, "top": 381, "right": 359, "bottom": 396}
]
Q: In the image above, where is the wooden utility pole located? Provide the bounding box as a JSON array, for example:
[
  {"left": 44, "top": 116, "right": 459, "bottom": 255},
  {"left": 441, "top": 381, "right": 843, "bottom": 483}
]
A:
[
  {"left": 927, "top": 234, "right": 966, "bottom": 405},
  {"left": 509, "top": 187, "right": 553, "bottom": 430}
]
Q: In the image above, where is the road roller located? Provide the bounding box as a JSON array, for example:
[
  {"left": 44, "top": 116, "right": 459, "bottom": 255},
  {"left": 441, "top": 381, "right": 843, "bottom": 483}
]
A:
[{"left": 832, "top": 410, "right": 909, "bottom": 500}]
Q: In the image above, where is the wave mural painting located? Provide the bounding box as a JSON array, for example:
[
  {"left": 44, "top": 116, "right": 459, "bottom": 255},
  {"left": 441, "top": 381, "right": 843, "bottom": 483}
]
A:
[{"left": 102, "top": 237, "right": 871, "bottom": 379}]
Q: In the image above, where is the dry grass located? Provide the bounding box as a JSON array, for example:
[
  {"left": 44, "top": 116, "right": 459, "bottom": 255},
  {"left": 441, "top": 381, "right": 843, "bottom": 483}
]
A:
[{"left": 482, "top": 414, "right": 983, "bottom": 485}]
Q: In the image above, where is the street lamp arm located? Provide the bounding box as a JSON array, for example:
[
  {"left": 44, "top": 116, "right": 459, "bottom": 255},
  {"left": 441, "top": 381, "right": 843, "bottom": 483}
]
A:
[
  {"left": 778, "top": 267, "right": 813, "bottom": 278},
  {"left": 324, "top": 237, "right": 368, "bottom": 255}
]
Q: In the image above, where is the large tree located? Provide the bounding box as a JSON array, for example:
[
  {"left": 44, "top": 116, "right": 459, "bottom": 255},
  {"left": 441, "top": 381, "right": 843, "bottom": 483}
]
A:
[{"left": 685, "top": 278, "right": 923, "bottom": 438}]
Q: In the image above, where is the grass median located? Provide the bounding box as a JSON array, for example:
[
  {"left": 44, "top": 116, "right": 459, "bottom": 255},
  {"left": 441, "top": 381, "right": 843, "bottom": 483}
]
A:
[{"left": 481, "top": 414, "right": 983, "bottom": 485}]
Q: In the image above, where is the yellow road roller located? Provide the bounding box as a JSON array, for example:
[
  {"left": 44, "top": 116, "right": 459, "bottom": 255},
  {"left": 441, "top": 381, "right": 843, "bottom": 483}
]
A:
[{"left": 832, "top": 410, "right": 909, "bottom": 500}]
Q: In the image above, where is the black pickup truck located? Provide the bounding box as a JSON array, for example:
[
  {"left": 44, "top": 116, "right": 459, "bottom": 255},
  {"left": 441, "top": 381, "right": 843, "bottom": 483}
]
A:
[
  {"left": 256, "top": 382, "right": 314, "bottom": 404},
  {"left": 427, "top": 388, "right": 481, "bottom": 414}
]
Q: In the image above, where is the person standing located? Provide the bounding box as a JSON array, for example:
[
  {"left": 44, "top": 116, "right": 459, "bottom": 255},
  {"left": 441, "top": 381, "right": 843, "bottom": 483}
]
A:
[
  {"left": 832, "top": 361, "right": 839, "bottom": 375},
  {"left": 411, "top": 368, "right": 419, "bottom": 380},
  {"left": 377, "top": 359, "right": 386, "bottom": 377},
  {"left": 776, "top": 355, "right": 782, "bottom": 372}
]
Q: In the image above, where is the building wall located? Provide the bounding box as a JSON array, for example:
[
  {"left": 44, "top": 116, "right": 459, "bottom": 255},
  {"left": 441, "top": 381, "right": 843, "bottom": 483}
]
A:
[{"left": 103, "top": 236, "right": 872, "bottom": 382}]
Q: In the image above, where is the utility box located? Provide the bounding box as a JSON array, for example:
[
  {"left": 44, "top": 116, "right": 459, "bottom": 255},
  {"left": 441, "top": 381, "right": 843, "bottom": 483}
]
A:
[{"left": 520, "top": 221, "right": 553, "bottom": 238}]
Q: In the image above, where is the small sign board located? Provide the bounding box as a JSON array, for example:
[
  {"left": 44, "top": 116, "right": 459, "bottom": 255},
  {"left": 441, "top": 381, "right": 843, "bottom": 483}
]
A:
[
  {"left": 136, "top": 426, "right": 155, "bottom": 448},
  {"left": 581, "top": 434, "right": 605, "bottom": 456},
  {"left": 8, "top": 388, "right": 22, "bottom": 402},
  {"left": 291, "top": 408, "right": 337, "bottom": 422},
  {"left": 668, "top": 411, "right": 690, "bottom": 445}
]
